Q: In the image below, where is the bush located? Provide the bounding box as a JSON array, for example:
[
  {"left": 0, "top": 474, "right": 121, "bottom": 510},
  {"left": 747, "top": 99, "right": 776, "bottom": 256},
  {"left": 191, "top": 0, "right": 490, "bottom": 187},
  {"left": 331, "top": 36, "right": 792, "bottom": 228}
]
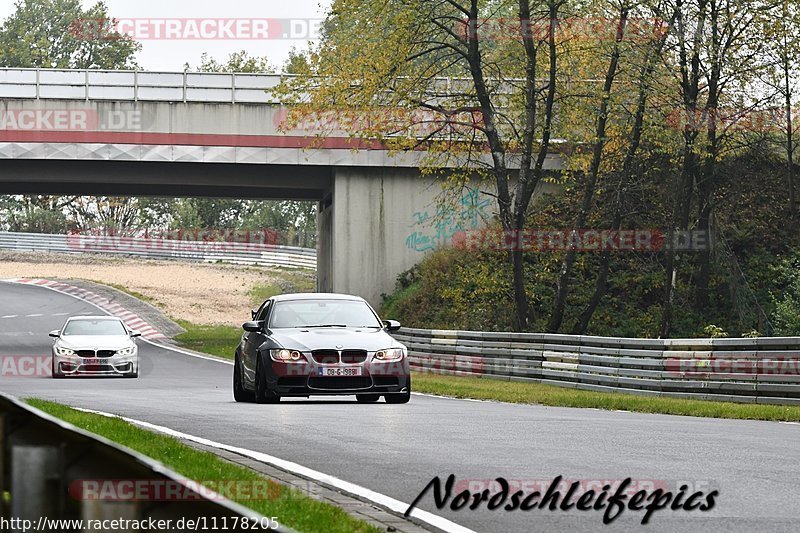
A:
[{"left": 770, "top": 251, "right": 800, "bottom": 335}]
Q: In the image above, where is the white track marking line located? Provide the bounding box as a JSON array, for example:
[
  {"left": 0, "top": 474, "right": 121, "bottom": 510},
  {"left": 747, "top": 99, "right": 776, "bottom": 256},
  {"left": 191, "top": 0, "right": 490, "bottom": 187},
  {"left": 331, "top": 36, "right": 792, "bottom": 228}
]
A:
[
  {"left": 2, "top": 315, "right": 18, "bottom": 319},
  {"left": 141, "top": 338, "right": 235, "bottom": 364},
  {"left": 72, "top": 407, "right": 475, "bottom": 533}
]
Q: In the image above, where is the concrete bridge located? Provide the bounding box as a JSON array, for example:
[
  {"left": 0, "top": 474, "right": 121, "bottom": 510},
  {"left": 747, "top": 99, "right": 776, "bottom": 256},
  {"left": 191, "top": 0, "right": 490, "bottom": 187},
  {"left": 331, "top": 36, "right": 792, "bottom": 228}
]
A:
[{"left": 0, "top": 68, "right": 562, "bottom": 305}]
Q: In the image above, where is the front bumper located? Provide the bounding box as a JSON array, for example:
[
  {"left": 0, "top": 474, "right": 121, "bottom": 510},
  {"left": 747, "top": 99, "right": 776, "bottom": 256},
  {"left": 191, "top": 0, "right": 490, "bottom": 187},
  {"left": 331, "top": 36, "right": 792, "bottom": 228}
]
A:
[
  {"left": 53, "top": 353, "right": 138, "bottom": 376},
  {"left": 266, "top": 358, "right": 410, "bottom": 396}
]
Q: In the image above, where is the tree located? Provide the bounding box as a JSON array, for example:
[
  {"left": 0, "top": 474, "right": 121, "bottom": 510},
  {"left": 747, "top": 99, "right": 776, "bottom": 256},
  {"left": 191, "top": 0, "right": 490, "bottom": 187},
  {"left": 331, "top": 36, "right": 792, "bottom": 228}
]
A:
[
  {"left": 760, "top": 0, "right": 800, "bottom": 214},
  {"left": 547, "top": 1, "right": 634, "bottom": 332},
  {"left": 276, "top": 0, "right": 569, "bottom": 330},
  {"left": 0, "top": 0, "right": 140, "bottom": 68},
  {"left": 283, "top": 47, "right": 311, "bottom": 74},
  {"left": 193, "top": 50, "right": 274, "bottom": 73},
  {"left": 658, "top": 0, "right": 766, "bottom": 335}
]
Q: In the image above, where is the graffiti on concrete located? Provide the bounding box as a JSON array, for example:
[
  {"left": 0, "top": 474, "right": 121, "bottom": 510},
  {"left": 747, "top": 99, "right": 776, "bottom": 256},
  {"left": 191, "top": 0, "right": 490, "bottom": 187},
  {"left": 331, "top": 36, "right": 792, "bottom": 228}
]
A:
[{"left": 405, "top": 187, "right": 491, "bottom": 252}]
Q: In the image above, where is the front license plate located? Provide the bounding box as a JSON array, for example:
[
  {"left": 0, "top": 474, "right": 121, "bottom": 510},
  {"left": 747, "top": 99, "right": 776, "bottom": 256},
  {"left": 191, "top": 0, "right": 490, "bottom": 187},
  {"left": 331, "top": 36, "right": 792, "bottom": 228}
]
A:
[
  {"left": 318, "top": 366, "right": 362, "bottom": 377},
  {"left": 82, "top": 358, "right": 102, "bottom": 365}
]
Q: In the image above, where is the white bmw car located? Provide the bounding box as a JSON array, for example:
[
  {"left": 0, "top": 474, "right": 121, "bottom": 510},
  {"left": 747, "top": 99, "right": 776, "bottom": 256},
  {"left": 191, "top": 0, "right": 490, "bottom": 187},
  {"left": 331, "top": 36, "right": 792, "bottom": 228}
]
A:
[{"left": 50, "top": 316, "right": 141, "bottom": 378}]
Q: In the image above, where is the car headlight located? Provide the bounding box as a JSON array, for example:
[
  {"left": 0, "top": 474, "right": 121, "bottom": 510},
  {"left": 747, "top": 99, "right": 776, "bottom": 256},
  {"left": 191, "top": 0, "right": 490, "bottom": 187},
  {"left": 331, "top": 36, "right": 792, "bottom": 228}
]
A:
[
  {"left": 54, "top": 346, "right": 76, "bottom": 356},
  {"left": 374, "top": 348, "right": 405, "bottom": 362},
  {"left": 269, "top": 349, "right": 306, "bottom": 362},
  {"left": 116, "top": 346, "right": 136, "bottom": 356}
]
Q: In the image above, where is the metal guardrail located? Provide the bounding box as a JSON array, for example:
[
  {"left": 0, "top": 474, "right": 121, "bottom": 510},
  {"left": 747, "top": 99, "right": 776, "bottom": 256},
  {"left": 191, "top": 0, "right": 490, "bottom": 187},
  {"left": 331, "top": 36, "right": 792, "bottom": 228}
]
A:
[
  {"left": 0, "top": 393, "right": 293, "bottom": 532},
  {"left": 0, "top": 232, "right": 317, "bottom": 270},
  {"left": 394, "top": 328, "right": 800, "bottom": 405},
  {"left": 0, "top": 68, "right": 285, "bottom": 104}
]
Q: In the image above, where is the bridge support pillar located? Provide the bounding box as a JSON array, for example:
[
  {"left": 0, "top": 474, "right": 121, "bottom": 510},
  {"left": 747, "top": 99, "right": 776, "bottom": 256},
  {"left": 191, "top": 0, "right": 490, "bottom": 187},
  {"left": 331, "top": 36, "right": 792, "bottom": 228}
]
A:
[{"left": 324, "top": 167, "right": 478, "bottom": 309}]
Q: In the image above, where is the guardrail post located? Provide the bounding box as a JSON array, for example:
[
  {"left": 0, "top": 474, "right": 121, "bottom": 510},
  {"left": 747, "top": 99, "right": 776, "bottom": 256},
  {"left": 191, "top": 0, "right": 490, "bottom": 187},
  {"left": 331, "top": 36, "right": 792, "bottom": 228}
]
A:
[
  {"left": 10, "top": 445, "right": 60, "bottom": 532},
  {"left": 35, "top": 69, "right": 40, "bottom": 100},
  {"left": 85, "top": 69, "right": 90, "bottom": 101}
]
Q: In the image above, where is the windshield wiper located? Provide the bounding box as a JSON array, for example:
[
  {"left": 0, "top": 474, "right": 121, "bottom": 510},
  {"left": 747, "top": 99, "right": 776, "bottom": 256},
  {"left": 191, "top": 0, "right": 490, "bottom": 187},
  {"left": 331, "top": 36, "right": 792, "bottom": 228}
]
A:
[{"left": 297, "top": 324, "right": 348, "bottom": 328}]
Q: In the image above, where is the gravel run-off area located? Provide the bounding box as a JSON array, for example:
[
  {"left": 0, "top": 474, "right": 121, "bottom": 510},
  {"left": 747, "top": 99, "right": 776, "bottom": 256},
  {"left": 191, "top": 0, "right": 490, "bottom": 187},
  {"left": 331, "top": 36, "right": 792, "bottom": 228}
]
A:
[{"left": 0, "top": 251, "right": 315, "bottom": 326}]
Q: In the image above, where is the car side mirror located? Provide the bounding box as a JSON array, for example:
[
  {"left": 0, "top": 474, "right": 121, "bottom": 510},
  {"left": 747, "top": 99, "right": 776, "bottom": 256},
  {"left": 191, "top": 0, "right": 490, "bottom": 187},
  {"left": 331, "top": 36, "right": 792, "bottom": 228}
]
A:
[
  {"left": 383, "top": 320, "right": 401, "bottom": 332},
  {"left": 242, "top": 321, "right": 263, "bottom": 333},
  {"left": 48, "top": 330, "right": 60, "bottom": 338},
  {"left": 251, "top": 309, "right": 257, "bottom": 319},
  {"left": 130, "top": 330, "right": 142, "bottom": 338}
]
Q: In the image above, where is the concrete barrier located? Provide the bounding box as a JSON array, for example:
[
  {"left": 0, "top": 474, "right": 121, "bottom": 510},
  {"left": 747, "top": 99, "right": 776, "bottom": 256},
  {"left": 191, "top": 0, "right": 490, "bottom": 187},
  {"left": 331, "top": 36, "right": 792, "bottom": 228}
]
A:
[{"left": 394, "top": 328, "right": 800, "bottom": 405}]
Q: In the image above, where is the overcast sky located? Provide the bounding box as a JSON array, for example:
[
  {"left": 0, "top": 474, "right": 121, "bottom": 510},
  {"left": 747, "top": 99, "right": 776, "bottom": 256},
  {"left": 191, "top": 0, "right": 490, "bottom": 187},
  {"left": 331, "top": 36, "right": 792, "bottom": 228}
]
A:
[{"left": 0, "top": 0, "right": 331, "bottom": 71}]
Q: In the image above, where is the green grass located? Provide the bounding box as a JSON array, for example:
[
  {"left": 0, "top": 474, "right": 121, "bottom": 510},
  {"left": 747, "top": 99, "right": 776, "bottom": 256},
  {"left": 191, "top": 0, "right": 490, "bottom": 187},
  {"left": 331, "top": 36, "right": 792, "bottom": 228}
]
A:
[
  {"left": 268, "top": 268, "right": 317, "bottom": 294},
  {"left": 174, "top": 320, "right": 241, "bottom": 359},
  {"left": 248, "top": 283, "right": 283, "bottom": 307},
  {"left": 95, "top": 281, "right": 164, "bottom": 308},
  {"left": 27, "top": 399, "right": 380, "bottom": 533},
  {"left": 247, "top": 269, "right": 316, "bottom": 310},
  {"left": 412, "top": 372, "right": 800, "bottom": 422}
]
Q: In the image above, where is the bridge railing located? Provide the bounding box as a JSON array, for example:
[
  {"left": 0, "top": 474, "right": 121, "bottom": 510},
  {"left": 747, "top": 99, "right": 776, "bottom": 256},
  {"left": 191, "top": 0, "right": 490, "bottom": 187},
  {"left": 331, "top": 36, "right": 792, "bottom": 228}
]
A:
[
  {"left": 0, "top": 232, "right": 317, "bottom": 270},
  {"left": 0, "top": 68, "right": 527, "bottom": 105},
  {"left": 394, "top": 328, "right": 800, "bottom": 405},
  {"left": 0, "top": 393, "right": 292, "bottom": 532},
  {"left": 0, "top": 68, "right": 288, "bottom": 104}
]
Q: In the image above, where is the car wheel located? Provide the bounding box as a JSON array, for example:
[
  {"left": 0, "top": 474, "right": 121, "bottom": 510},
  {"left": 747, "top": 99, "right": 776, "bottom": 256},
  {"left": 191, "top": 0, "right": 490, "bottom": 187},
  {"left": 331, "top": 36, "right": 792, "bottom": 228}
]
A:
[
  {"left": 233, "top": 353, "right": 255, "bottom": 403},
  {"left": 125, "top": 368, "right": 139, "bottom": 378},
  {"left": 255, "top": 355, "right": 280, "bottom": 404},
  {"left": 356, "top": 394, "right": 380, "bottom": 403}
]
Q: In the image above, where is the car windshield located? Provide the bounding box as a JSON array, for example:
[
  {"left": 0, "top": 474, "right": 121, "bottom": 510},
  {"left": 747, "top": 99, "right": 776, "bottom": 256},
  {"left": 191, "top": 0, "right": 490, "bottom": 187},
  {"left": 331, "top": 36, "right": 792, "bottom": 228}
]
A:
[
  {"left": 62, "top": 319, "right": 127, "bottom": 336},
  {"left": 270, "top": 299, "right": 382, "bottom": 329}
]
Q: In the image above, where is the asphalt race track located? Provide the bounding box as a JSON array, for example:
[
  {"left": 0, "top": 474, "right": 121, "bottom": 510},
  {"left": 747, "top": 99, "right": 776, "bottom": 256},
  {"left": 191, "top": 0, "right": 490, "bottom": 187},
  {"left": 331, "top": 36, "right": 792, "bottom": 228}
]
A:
[{"left": 1, "top": 281, "right": 799, "bottom": 533}]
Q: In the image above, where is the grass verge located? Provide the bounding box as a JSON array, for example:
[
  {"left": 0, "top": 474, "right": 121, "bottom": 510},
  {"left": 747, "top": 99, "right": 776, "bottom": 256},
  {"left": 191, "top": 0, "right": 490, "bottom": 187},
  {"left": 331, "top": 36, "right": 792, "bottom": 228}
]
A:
[
  {"left": 27, "top": 399, "right": 380, "bottom": 533},
  {"left": 412, "top": 372, "right": 800, "bottom": 422},
  {"left": 174, "top": 320, "right": 240, "bottom": 359}
]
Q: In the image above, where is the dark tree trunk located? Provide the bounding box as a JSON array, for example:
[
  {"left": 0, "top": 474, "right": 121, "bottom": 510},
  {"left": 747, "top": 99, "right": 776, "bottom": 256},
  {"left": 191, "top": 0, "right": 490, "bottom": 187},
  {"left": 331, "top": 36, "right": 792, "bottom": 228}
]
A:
[{"left": 547, "top": 7, "right": 628, "bottom": 333}]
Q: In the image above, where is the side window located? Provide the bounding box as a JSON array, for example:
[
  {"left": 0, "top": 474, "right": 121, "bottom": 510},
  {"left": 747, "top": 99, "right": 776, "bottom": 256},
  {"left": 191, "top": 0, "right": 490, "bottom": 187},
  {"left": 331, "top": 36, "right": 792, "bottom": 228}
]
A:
[{"left": 255, "top": 301, "right": 271, "bottom": 322}]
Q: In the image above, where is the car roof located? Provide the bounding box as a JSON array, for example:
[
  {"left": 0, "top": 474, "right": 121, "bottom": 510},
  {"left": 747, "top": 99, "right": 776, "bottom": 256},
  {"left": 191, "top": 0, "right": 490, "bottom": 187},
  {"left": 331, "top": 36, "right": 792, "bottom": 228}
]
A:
[
  {"left": 66, "top": 316, "right": 122, "bottom": 321},
  {"left": 270, "top": 293, "right": 366, "bottom": 302}
]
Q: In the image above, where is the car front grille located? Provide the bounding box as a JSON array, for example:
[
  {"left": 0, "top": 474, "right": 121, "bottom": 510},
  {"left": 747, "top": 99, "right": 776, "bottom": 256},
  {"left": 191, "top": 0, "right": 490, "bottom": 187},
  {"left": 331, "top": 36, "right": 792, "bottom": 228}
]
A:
[
  {"left": 312, "top": 350, "right": 340, "bottom": 364},
  {"left": 311, "top": 350, "right": 369, "bottom": 364},
  {"left": 308, "top": 377, "right": 372, "bottom": 390},
  {"left": 74, "top": 349, "right": 117, "bottom": 358},
  {"left": 341, "top": 350, "right": 367, "bottom": 364}
]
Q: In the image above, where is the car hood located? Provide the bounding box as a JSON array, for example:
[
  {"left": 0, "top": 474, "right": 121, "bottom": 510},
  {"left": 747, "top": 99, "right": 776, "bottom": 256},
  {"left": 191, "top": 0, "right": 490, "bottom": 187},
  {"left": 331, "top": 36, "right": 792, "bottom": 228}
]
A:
[
  {"left": 57, "top": 335, "right": 134, "bottom": 350},
  {"left": 269, "top": 328, "right": 402, "bottom": 352}
]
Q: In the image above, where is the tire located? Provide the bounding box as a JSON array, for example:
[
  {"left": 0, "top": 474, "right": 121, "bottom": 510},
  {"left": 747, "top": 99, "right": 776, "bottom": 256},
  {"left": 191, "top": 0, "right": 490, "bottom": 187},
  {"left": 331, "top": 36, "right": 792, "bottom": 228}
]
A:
[
  {"left": 125, "top": 370, "right": 139, "bottom": 378},
  {"left": 385, "top": 377, "right": 411, "bottom": 404},
  {"left": 233, "top": 353, "right": 255, "bottom": 403},
  {"left": 254, "top": 355, "right": 280, "bottom": 404},
  {"left": 356, "top": 394, "right": 380, "bottom": 403},
  {"left": 52, "top": 359, "right": 64, "bottom": 379}
]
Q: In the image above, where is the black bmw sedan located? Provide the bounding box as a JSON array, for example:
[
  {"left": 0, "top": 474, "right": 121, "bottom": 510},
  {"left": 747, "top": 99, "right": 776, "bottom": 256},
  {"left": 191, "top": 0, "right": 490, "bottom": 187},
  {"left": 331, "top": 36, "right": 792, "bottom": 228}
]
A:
[{"left": 233, "top": 293, "right": 411, "bottom": 404}]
